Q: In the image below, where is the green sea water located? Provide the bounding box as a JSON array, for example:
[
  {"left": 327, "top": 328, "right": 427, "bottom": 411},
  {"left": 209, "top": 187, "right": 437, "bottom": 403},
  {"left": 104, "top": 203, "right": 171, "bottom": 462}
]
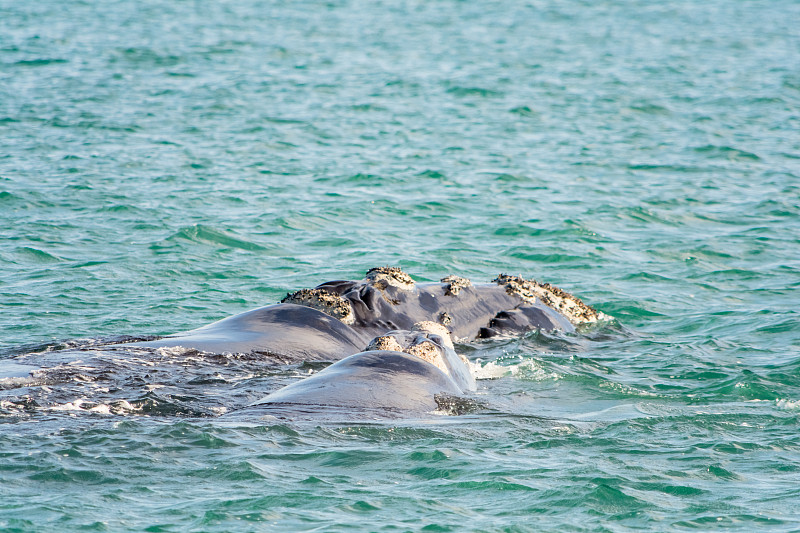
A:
[{"left": 1, "top": 0, "right": 799, "bottom": 530}]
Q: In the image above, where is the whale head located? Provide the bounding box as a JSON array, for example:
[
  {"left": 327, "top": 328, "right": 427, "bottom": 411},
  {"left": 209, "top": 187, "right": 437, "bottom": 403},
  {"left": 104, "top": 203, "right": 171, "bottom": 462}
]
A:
[{"left": 366, "top": 322, "right": 475, "bottom": 392}]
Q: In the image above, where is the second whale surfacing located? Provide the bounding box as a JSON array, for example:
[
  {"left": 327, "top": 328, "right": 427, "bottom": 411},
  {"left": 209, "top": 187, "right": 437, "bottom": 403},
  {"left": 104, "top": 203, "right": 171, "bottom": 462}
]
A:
[
  {"left": 119, "top": 267, "right": 608, "bottom": 363},
  {"left": 228, "top": 322, "right": 479, "bottom": 421}
]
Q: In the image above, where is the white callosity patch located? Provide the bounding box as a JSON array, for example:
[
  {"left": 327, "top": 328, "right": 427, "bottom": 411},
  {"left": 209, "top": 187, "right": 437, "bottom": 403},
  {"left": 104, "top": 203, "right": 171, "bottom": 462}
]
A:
[
  {"left": 412, "top": 321, "right": 455, "bottom": 350},
  {"left": 365, "top": 266, "right": 415, "bottom": 291},
  {"left": 440, "top": 275, "right": 472, "bottom": 296},
  {"left": 366, "top": 334, "right": 449, "bottom": 375},
  {"left": 365, "top": 335, "right": 405, "bottom": 353},
  {"left": 281, "top": 288, "right": 356, "bottom": 325},
  {"left": 411, "top": 321, "right": 471, "bottom": 369},
  {"left": 365, "top": 323, "right": 459, "bottom": 376},
  {"left": 494, "top": 274, "right": 611, "bottom": 326}
]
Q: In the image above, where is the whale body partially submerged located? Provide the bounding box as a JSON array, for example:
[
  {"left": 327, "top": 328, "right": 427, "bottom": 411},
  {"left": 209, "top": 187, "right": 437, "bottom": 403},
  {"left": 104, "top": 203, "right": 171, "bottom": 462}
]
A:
[
  {"left": 229, "top": 322, "right": 478, "bottom": 420},
  {"left": 118, "top": 268, "right": 607, "bottom": 363},
  {"left": 1, "top": 268, "right": 609, "bottom": 420}
]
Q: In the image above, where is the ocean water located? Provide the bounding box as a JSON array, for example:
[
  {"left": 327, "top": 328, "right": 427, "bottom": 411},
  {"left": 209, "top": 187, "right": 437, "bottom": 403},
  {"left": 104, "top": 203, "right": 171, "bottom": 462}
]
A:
[{"left": 1, "top": 0, "right": 799, "bottom": 530}]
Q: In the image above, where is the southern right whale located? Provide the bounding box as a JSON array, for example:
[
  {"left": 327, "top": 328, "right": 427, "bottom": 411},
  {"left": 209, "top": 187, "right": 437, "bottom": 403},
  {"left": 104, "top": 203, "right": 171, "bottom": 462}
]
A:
[
  {"left": 118, "top": 267, "right": 608, "bottom": 363},
  {"left": 229, "top": 322, "right": 478, "bottom": 420}
]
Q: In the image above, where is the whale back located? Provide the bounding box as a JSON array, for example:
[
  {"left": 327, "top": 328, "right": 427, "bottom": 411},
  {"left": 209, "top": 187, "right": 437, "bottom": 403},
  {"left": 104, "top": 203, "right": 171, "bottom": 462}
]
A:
[
  {"left": 314, "top": 279, "right": 573, "bottom": 340},
  {"left": 240, "top": 350, "right": 464, "bottom": 418},
  {"left": 119, "top": 304, "right": 372, "bottom": 361}
]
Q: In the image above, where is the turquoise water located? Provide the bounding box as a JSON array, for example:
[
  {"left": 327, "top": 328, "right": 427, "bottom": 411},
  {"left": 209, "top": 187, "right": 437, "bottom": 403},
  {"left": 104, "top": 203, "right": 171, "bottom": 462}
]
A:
[{"left": 2, "top": 0, "right": 799, "bottom": 530}]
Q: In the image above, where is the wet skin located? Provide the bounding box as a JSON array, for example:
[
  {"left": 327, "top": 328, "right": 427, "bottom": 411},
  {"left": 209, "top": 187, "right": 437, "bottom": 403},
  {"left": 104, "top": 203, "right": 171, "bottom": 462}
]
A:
[
  {"left": 119, "top": 275, "right": 573, "bottom": 362},
  {"left": 233, "top": 350, "right": 464, "bottom": 419},
  {"left": 231, "top": 327, "right": 476, "bottom": 420}
]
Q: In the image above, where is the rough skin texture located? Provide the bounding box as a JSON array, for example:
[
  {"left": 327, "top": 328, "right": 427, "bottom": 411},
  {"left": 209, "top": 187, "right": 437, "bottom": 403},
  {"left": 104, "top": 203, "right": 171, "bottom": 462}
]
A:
[
  {"left": 281, "top": 289, "right": 355, "bottom": 325},
  {"left": 440, "top": 275, "right": 472, "bottom": 296},
  {"left": 365, "top": 321, "right": 461, "bottom": 375},
  {"left": 282, "top": 269, "right": 610, "bottom": 330},
  {"left": 412, "top": 321, "right": 467, "bottom": 366},
  {"left": 365, "top": 335, "right": 405, "bottom": 353},
  {"left": 365, "top": 335, "right": 447, "bottom": 374},
  {"left": 412, "top": 321, "right": 455, "bottom": 350},
  {"left": 366, "top": 266, "right": 415, "bottom": 290},
  {"left": 493, "top": 273, "right": 609, "bottom": 325}
]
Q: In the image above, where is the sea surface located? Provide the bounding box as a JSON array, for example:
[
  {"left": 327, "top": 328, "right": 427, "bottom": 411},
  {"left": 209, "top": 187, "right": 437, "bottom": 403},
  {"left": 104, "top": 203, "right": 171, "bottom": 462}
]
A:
[{"left": 1, "top": 0, "right": 799, "bottom": 530}]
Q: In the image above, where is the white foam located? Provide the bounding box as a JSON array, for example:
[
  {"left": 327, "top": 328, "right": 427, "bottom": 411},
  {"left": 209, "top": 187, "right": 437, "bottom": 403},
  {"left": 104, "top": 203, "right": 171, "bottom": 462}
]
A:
[
  {"left": 776, "top": 399, "right": 800, "bottom": 410},
  {"left": 469, "top": 360, "right": 513, "bottom": 380},
  {"left": 46, "top": 399, "right": 140, "bottom": 416},
  {"left": 87, "top": 404, "right": 112, "bottom": 414},
  {"left": 469, "top": 358, "right": 561, "bottom": 382},
  {"left": 156, "top": 346, "right": 197, "bottom": 358},
  {"left": 48, "top": 399, "right": 89, "bottom": 412},
  {"left": 0, "top": 399, "right": 28, "bottom": 412},
  {"left": 0, "top": 375, "right": 38, "bottom": 390}
]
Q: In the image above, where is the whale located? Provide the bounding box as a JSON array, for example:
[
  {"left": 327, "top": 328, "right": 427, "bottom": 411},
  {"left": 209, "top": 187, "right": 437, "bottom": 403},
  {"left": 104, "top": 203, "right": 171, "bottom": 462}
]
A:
[
  {"left": 115, "top": 303, "right": 373, "bottom": 362},
  {"left": 118, "top": 268, "right": 606, "bottom": 363},
  {"left": 229, "top": 322, "right": 478, "bottom": 420},
  {"left": 0, "top": 269, "right": 609, "bottom": 419}
]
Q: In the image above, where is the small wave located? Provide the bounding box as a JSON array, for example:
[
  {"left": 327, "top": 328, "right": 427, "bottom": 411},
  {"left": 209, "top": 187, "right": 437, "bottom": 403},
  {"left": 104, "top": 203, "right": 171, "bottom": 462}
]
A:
[
  {"left": 13, "top": 246, "right": 62, "bottom": 263},
  {"left": 0, "top": 397, "right": 39, "bottom": 414},
  {"left": 598, "top": 381, "right": 660, "bottom": 398},
  {"left": 512, "top": 360, "right": 564, "bottom": 382},
  {"left": 155, "top": 345, "right": 202, "bottom": 358},
  {"left": 46, "top": 398, "right": 131, "bottom": 415},
  {"left": 445, "top": 86, "right": 502, "bottom": 98},
  {"left": 13, "top": 58, "right": 68, "bottom": 67},
  {"left": 693, "top": 144, "right": 761, "bottom": 161},
  {"left": 2, "top": 336, "right": 159, "bottom": 358},
  {"left": 44, "top": 395, "right": 226, "bottom": 418},
  {"left": 0, "top": 359, "right": 37, "bottom": 379},
  {"left": 509, "top": 105, "right": 537, "bottom": 117},
  {"left": 165, "top": 224, "right": 268, "bottom": 251}
]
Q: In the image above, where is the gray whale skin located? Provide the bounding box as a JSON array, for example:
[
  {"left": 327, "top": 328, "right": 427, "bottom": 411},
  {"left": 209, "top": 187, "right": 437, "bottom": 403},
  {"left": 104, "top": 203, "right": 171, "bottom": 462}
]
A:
[
  {"left": 119, "top": 268, "right": 605, "bottom": 364},
  {"left": 229, "top": 323, "right": 479, "bottom": 420}
]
